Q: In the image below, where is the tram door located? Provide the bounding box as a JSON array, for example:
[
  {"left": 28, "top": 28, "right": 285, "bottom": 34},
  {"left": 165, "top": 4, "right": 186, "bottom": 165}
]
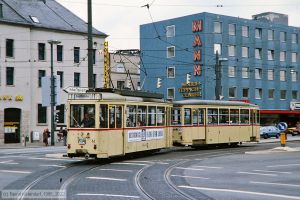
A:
[
  {"left": 4, "top": 108, "right": 21, "bottom": 144},
  {"left": 108, "top": 105, "right": 124, "bottom": 155}
]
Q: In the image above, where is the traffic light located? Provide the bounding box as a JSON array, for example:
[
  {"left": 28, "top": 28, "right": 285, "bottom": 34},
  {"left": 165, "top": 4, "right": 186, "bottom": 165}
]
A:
[
  {"left": 55, "top": 112, "right": 60, "bottom": 123},
  {"left": 157, "top": 78, "right": 162, "bottom": 88},
  {"left": 186, "top": 73, "right": 191, "bottom": 84}
]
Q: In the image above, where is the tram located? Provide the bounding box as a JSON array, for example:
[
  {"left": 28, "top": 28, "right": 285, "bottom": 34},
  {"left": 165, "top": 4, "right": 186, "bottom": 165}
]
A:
[
  {"left": 66, "top": 89, "right": 260, "bottom": 159},
  {"left": 172, "top": 100, "right": 260, "bottom": 147},
  {"left": 66, "top": 89, "right": 173, "bottom": 159}
]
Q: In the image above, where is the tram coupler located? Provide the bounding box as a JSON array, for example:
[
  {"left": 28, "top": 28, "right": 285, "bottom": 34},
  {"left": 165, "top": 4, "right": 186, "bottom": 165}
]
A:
[{"left": 280, "top": 132, "right": 286, "bottom": 147}]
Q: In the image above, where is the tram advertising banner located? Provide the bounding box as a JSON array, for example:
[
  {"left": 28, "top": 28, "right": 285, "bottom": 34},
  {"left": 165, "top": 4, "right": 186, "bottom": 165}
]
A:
[{"left": 128, "top": 129, "right": 164, "bottom": 142}]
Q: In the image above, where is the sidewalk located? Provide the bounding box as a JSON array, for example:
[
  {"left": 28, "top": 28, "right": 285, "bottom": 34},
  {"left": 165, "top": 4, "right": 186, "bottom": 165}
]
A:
[
  {"left": 0, "top": 141, "right": 65, "bottom": 149},
  {"left": 258, "top": 135, "right": 300, "bottom": 143}
]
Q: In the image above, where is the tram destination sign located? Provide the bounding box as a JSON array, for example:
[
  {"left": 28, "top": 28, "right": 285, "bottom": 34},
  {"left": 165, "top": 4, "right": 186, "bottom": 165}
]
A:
[{"left": 63, "top": 86, "right": 89, "bottom": 94}]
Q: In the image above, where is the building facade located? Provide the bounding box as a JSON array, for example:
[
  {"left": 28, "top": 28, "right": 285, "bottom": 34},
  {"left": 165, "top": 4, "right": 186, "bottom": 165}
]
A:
[
  {"left": 109, "top": 50, "right": 141, "bottom": 90},
  {"left": 140, "top": 12, "right": 300, "bottom": 125},
  {"left": 0, "top": 0, "right": 106, "bottom": 144}
]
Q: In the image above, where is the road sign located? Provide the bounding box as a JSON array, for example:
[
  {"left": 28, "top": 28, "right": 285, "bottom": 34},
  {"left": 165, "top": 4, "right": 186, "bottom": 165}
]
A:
[
  {"left": 277, "top": 122, "right": 288, "bottom": 131},
  {"left": 42, "top": 76, "right": 61, "bottom": 107},
  {"left": 63, "top": 86, "right": 89, "bottom": 94}
]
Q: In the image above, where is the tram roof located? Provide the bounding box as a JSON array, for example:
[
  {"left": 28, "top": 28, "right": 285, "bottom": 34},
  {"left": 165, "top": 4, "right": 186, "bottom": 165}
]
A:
[{"left": 173, "top": 99, "right": 258, "bottom": 108}]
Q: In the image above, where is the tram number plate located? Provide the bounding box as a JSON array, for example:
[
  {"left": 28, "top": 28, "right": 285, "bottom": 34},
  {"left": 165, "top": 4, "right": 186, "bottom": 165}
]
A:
[{"left": 78, "top": 138, "right": 86, "bottom": 145}]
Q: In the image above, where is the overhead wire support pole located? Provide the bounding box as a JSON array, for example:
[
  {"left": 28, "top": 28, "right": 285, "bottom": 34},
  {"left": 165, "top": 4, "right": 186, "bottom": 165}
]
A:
[{"left": 88, "top": 0, "right": 93, "bottom": 88}]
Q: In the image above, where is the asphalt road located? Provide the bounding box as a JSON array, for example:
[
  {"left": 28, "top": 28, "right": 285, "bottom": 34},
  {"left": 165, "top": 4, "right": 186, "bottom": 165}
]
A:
[{"left": 0, "top": 141, "right": 299, "bottom": 200}]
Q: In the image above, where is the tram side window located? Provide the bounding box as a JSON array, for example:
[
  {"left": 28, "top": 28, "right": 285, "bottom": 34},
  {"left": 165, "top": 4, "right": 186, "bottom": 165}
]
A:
[
  {"left": 126, "top": 105, "right": 136, "bottom": 127},
  {"left": 109, "top": 105, "right": 123, "bottom": 128},
  {"left": 137, "top": 106, "right": 147, "bottom": 126},
  {"left": 240, "top": 109, "right": 250, "bottom": 124},
  {"left": 219, "top": 109, "right": 229, "bottom": 124},
  {"left": 148, "top": 106, "right": 156, "bottom": 126},
  {"left": 70, "top": 104, "right": 95, "bottom": 128},
  {"left": 192, "top": 109, "right": 204, "bottom": 125},
  {"left": 171, "top": 108, "right": 181, "bottom": 125},
  {"left": 116, "top": 106, "right": 122, "bottom": 128},
  {"left": 100, "top": 104, "right": 108, "bottom": 128},
  {"left": 184, "top": 108, "right": 191, "bottom": 125},
  {"left": 192, "top": 109, "right": 198, "bottom": 125},
  {"left": 208, "top": 108, "right": 218, "bottom": 124},
  {"left": 157, "top": 107, "right": 165, "bottom": 126},
  {"left": 230, "top": 109, "right": 239, "bottom": 124}
]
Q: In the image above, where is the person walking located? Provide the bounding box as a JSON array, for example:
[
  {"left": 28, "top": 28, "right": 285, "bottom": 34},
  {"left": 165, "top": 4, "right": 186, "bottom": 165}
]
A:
[{"left": 43, "top": 128, "right": 50, "bottom": 146}]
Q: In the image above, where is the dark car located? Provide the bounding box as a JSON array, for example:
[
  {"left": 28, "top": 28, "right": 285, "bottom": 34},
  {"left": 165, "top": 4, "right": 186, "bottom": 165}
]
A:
[{"left": 260, "top": 126, "right": 281, "bottom": 139}]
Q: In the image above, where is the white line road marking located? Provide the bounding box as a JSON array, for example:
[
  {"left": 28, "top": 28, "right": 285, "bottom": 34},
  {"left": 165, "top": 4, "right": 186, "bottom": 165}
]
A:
[
  {"left": 175, "top": 167, "right": 205, "bottom": 171},
  {"left": 0, "top": 170, "right": 31, "bottom": 174},
  {"left": 40, "top": 164, "right": 66, "bottom": 168},
  {"left": 28, "top": 157, "right": 76, "bottom": 162},
  {"left": 194, "top": 166, "right": 223, "bottom": 169},
  {"left": 253, "top": 170, "right": 292, "bottom": 174},
  {"left": 267, "top": 164, "right": 300, "bottom": 168},
  {"left": 237, "top": 171, "right": 277, "bottom": 177},
  {"left": 76, "top": 193, "right": 139, "bottom": 198},
  {"left": 125, "top": 160, "right": 169, "bottom": 165},
  {"left": 171, "top": 175, "right": 210, "bottom": 179},
  {"left": 0, "top": 160, "right": 19, "bottom": 165},
  {"left": 178, "top": 185, "right": 300, "bottom": 199},
  {"left": 86, "top": 177, "right": 127, "bottom": 181},
  {"left": 250, "top": 181, "right": 300, "bottom": 187},
  {"left": 98, "top": 169, "right": 133, "bottom": 172},
  {"left": 111, "top": 162, "right": 148, "bottom": 166}
]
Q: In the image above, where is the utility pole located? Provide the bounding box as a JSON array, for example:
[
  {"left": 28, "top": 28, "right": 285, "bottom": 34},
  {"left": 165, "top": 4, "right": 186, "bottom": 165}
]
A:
[
  {"left": 48, "top": 40, "right": 61, "bottom": 146},
  {"left": 215, "top": 50, "right": 221, "bottom": 100},
  {"left": 87, "top": 0, "right": 93, "bottom": 88}
]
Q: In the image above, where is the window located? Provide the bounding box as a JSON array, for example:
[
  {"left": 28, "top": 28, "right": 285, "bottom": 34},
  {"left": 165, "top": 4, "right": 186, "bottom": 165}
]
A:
[
  {"left": 208, "top": 109, "right": 218, "bottom": 124},
  {"left": 280, "top": 32, "right": 287, "bottom": 42},
  {"left": 240, "top": 110, "right": 249, "bottom": 124},
  {"left": 228, "top": 24, "right": 236, "bottom": 35},
  {"left": 255, "top": 28, "right": 262, "bottom": 39},
  {"left": 291, "top": 70, "right": 297, "bottom": 82},
  {"left": 292, "top": 52, "right": 297, "bottom": 63},
  {"left": 38, "top": 104, "right": 47, "bottom": 124},
  {"left": 38, "top": 43, "right": 45, "bottom": 60},
  {"left": 242, "top": 88, "right": 249, "bottom": 98},
  {"left": 214, "top": 43, "right": 222, "bottom": 55},
  {"left": 268, "top": 50, "right": 274, "bottom": 60},
  {"left": 29, "top": 16, "right": 39, "bottom": 23},
  {"left": 166, "top": 25, "right": 175, "bottom": 37},
  {"left": 167, "top": 46, "right": 175, "bottom": 58},
  {"left": 74, "top": 47, "right": 80, "bottom": 63},
  {"left": 267, "top": 69, "right": 274, "bottom": 80},
  {"left": 192, "top": 109, "right": 204, "bottom": 125},
  {"left": 255, "top": 48, "right": 262, "bottom": 59},
  {"left": 280, "top": 70, "right": 286, "bottom": 81},
  {"left": 55, "top": 104, "right": 65, "bottom": 123},
  {"left": 229, "top": 87, "right": 236, "bottom": 98},
  {"left": 214, "top": 22, "right": 222, "bottom": 33},
  {"left": 228, "top": 45, "right": 236, "bottom": 56},
  {"left": 6, "top": 39, "right": 14, "bottom": 57},
  {"left": 280, "top": 51, "right": 286, "bottom": 62},
  {"left": 117, "top": 81, "right": 125, "bottom": 89},
  {"left": 268, "top": 30, "right": 274, "bottom": 40},
  {"left": 292, "top": 33, "right": 298, "bottom": 44},
  {"left": 70, "top": 104, "right": 95, "bottom": 128},
  {"left": 6, "top": 67, "right": 14, "bottom": 85},
  {"left": 242, "top": 47, "right": 249, "bottom": 58},
  {"left": 157, "top": 107, "right": 165, "bottom": 126},
  {"left": 74, "top": 72, "right": 80, "bottom": 86},
  {"left": 116, "top": 63, "right": 125, "bottom": 73},
  {"left": 255, "top": 88, "right": 262, "bottom": 99},
  {"left": 292, "top": 90, "right": 298, "bottom": 100},
  {"left": 137, "top": 106, "right": 147, "bottom": 127},
  {"left": 230, "top": 109, "right": 239, "bottom": 124},
  {"left": 109, "top": 105, "right": 123, "bottom": 128},
  {"left": 228, "top": 66, "right": 236, "bottom": 77},
  {"left": 183, "top": 108, "right": 191, "bottom": 125},
  {"left": 57, "top": 45, "right": 63, "bottom": 62},
  {"left": 38, "top": 70, "right": 45, "bottom": 87},
  {"left": 93, "top": 49, "right": 96, "bottom": 64},
  {"left": 219, "top": 109, "right": 229, "bottom": 124},
  {"left": 242, "top": 67, "right": 249, "bottom": 78},
  {"left": 171, "top": 108, "right": 181, "bottom": 125},
  {"left": 280, "top": 90, "right": 286, "bottom": 100},
  {"left": 100, "top": 104, "right": 108, "bottom": 128},
  {"left": 255, "top": 68, "right": 262, "bottom": 79},
  {"left": 268, "top": 89, "right": 275, "bottom": 99},
  {"left": 242, "top": 26, "right": 249, "bottom": 37},
  {"left": 57, "top": 71, "right": 63, "bottom": 88},
  {"left": 167, "top": 67, "right": 175, "bottom": 78},
  {"left": 148, "top": 106, "right": 156, "bottom": 126},
  {"left": 167, "top": 88, "right": 175, "bottom": 99}
]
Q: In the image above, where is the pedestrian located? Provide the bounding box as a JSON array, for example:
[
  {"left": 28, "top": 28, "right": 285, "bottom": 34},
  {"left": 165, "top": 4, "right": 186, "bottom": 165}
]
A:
[
  {"left": 62, "top": 127, "right": 67, "bottom": 146},
  {"left": 43, "top": 128, "right": 50, "bottom": 146}
]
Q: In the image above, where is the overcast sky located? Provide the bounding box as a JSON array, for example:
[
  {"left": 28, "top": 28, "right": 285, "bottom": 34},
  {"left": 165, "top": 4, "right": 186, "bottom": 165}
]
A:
[{"left": 57, "top": 0, "right": 300, "bottom": 50}]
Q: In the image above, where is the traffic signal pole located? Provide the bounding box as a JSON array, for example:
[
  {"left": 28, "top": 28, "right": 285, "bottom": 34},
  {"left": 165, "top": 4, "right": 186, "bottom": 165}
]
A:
[{"left": 88, "top": 0, "right": 93, "bottom": 88}]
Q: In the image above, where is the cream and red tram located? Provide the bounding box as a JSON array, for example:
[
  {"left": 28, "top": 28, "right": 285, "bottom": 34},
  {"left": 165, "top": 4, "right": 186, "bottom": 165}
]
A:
[
  {"left": 67, "top": 90, "right": 172, "bottom": 158},
  {"left": 171, "top": 100, "right": 260, "bottom": 147}
]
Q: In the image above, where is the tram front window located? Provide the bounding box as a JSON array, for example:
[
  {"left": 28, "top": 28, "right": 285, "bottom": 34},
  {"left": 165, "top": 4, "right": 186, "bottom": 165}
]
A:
[{"left": 70, "top": 104, "right": 95, "bottom": 128}]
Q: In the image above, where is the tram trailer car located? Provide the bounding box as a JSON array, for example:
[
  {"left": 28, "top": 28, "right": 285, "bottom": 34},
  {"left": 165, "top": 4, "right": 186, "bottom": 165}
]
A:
[
  {"left": 67, "top": 91, "right": 173, "bottom": 159},
  {"left": 172, "top": 100, "right": 260, "bottom": 147}
]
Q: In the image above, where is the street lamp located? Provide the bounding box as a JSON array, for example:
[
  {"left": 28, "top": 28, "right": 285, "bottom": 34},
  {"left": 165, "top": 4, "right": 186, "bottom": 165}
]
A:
[{"left": 48, "top": 40, "right": 61, "bottom": 146}]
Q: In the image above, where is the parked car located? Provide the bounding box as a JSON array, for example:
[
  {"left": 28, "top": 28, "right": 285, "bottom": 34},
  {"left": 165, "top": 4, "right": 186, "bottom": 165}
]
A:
[
  {"left": 287, "top": 127, "right": 300, "bottom": 136},
  {"left": 260, "top": 126, "right": 281, "bottom": 139}
]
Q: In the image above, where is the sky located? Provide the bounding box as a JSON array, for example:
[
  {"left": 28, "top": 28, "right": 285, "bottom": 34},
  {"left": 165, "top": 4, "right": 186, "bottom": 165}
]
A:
[{"left": 57, "top": 0, "right": 300, "bottom": 51}]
